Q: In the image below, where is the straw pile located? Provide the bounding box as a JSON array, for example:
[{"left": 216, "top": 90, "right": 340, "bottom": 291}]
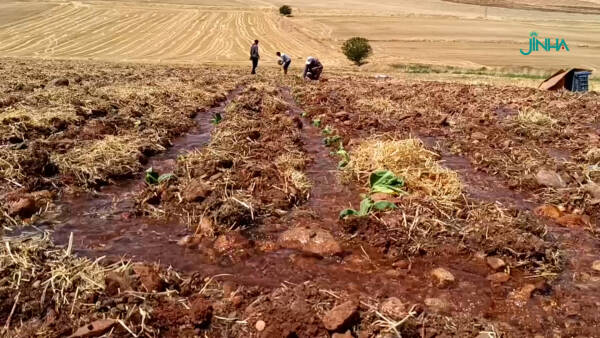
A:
[
  {"left": 345, "top": 138, "right": 462, "bottom": 202},
  {"left": 52, "top": 134, "right": 163, "bottom": 185}
]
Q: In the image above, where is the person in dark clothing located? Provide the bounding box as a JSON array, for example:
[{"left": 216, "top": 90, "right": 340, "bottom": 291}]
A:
[
  {"left": 303, "top": 56, "right": 323, "bottom": 80},
  {"left": 250, "top": 40, "right": 259, "bottom": 74},
  {"left": 276, "top": 52, "right": 292, "bottom": 75}
]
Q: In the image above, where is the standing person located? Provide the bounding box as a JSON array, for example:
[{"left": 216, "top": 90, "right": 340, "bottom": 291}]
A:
[
  {"left": 276, "top": 52, "right": 292, "bottom": 75},
  {"left": 250, "top": 40, "right": 260, "bottom": 74},
  {"left": 303, "top": 56, "right": 323, "bottom": 80}
]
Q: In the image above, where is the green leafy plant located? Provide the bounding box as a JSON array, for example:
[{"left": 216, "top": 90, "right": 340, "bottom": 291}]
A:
[
  {"left": 323, "top": 135, "right": 341, "bottom": 147},
  {"left": 341, "top": 37, "right": 373, "bottom": 66},
  {"left": 322, "top": 126, "right": 333, "bottom": 135},
  {"left": 339, "top": 197, "right": 397, "bottom": 218},
  {"left": 301, "top": 112, "right": 308, "bottom": 118},
  {"left": 369, "top": 170, "right": 405, "bottom": 194},
  {"left": 145, "top": 167, "right": 176, "bottom": 185},
  {"left": 332, "top": 145, "right": 350, "bottom": 169},
  {"left": 210, "top": 112, "right": 222, "bottom": 125},
  {"left": 339, "top": 170, "right": 405, "bottom": 219},
  {"left": 312, "top": 119, "right": 321, "bottom": 127},
  {"left": 279, "top": 5, "right": 292, "bottom": 16}
]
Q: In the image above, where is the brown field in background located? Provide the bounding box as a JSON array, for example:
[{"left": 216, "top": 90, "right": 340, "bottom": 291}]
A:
[{"left": 0, "top": 0, "right": 598, "bottom": 77}]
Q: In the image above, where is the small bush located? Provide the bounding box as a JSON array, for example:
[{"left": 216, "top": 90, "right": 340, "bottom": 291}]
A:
[
  {"left": 341, "top": 37, "right": 373, "bottom": 66},
  {"left": 279, "top": 5, "right": 292, "bottom": 16}
]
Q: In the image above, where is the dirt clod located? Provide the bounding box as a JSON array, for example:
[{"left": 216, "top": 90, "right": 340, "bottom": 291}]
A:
[
  {"left": 68, "top": 319, "right": 116, "bottom": 338},
  {"left": 190, "top": 298, "right": 213, "bottom": 326},
  {"left": 322, "top": 301, "right": 359, "bottom": 331},
  {"left": 104, "top": 272, "right": 132, "bottom": 296},
  {"left": 279, "top": 226, "right": 342, "bottom": 256},
  {"left": 332, "top": 331, "right": 353, "bottom": 338},
  {"left": 183, "top": 178, "right": 212, "bottom": 202},
  {"left": 556, "top": 214, "right": 591, "bottom": 228},
  {"left": 511, "top": 284, "right": 537, "bottom": 305},
  {"left": 8, "top": 197, "right": 37, "bottom": 218},
  {"left": 52, "top": 78, "right": 69, "bottom": 87},
  {"left": 380, "top": 297, "right": 406, "bottom": 320},
  {"left": 535, "top": 169, "right": 566, "bottom": 188},
  {"left": 592, "top": 260, "right": 600, "bottom": 272},
  {"left": 486, "top": 257, "right": 506, "bottom": 271},
  {"left": 132, "top": 264, "right": 164, "bottom": 292},
  {"left": 255, "top": 320, "right": 266, "bottom": 331},
  {"left": 430, "top": 267, "right": 455, "bottom": 287},
  {"left": 487, "top": 272, "right": 510, "bottom": 283}
]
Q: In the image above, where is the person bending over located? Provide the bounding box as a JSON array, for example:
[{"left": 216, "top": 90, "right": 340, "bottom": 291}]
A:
[{"left": 303, "top": 56, "right": 323, "bottom": 80}]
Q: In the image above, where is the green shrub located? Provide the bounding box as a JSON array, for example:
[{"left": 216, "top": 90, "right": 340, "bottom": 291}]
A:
[
  {"left": 279, "top": 5, "right": 292, "bottom": 15},
  {"left": 341, "top": 37, "right": 373, "bottom": 66}
]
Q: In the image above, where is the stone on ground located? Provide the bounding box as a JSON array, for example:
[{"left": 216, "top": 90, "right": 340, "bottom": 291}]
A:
[
  {"left": 322, "top": 301, "right": 358, "bottom": 331},
  {"left": 535, "top": 169, "right": 566, "bottom": 188},
  {"left": 430, "top": 267, "right": 455, "bottom": 286},
  {"left": 486, "top": 257, "right": 506, "bottom": 270},
  {"left": 279, "top": 225, "right": 342, "bottom": 256}
]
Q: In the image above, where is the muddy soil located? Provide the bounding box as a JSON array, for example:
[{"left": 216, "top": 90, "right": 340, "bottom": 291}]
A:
[{"left": 2, "top": 60, "right": 600, "bottom": 337}]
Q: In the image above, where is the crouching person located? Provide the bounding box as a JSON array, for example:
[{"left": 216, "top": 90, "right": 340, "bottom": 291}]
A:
[{"left": 303, "top": 56, "right": 323, "bottom": 80}]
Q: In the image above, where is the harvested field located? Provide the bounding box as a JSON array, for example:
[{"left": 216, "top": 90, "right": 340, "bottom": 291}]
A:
[{"left": 2, "top": 58, "right": 600, "bottom": 337}]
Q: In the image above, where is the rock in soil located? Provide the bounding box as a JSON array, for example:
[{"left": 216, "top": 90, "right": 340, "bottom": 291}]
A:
[
  {"left": 430, "top": 267, "right": 455, "bottom": 287},
  {"left": 132, "top": 264, "right": 164, "bottom": 292},
  {"left": 535, "top": 169, "right": 566, "bottom": 188},
  {"left": 104, "top": 272, "right": 132, "bottom": 296},
  {"left": 190, "top": 298, "right": 213, "bottom": 326},
  {"left": 183, "top": 178, "right": 212, "bottom": 202},
  {"left": 556, "top": 214, "right": 591, "bottom": 228},
  {"left": 380, "top": 297, "right": 407, "bottom": 319},
  {"left": 8, "top": 197, "right": 37, "bottom": 218},
  {"left": 487, "top": 272, "right": 510, "bottom": 283},
  {"left": 592, "top": 260, "right": 600, "bottom": 272},
  {"left": 332, "top": 331, "right": 353, "bottom": 338},
  {"left": 424, "top": 297, "right": 453, "bottom": 313},
  {"left": 511, "top": 284, "right": 537, "bottom": 305},
  {"left": 322, "top": 301, "right": 359, "bottom": 331},
  {"left": 279, "top": 226, "right": 342, "bottom": 256},
  {"left": 486, "top": 257, "right": 506, "bottom": 270},
  {"left": 255, "top": 320, "right": 266, "bottom": 332},
  {"left": 534, "top": 204, "right": 562, "bottom": 219},
  {"left": 68, "top": 319, "right": 116, "bottom": 338},
  {"left": 52, "top": 78, "right": 69, "bottom": 87},
  {"left": 213, "top": 232, "right": 250, "bottom": 253}
]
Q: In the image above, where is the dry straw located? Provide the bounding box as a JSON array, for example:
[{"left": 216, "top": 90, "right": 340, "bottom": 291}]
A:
[{"left": 346, "top": 137, "right": 462, "bottom": 203}]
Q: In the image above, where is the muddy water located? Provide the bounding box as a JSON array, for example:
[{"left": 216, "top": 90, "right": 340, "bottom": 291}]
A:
[{"left": 49, "top": 87, "right": 245, "bottom": 267}]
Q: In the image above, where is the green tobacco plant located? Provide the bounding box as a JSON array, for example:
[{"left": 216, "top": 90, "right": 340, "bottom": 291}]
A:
[
  {"left": 312, "top": 119, "right": 321, "bottom": 127},
  {"left": 210, "top": 112, "right": 222, "bottom": 125},
  {"left": 324, "top": 135, "right": 341, "bottom": 147},
  {"left": 145, "top": 167, "right": 175, "bottom": 185},
  {"left": 339, "top": 197, "right": 397, "bottom": 218},
  {"left": 333, "top": 145, "right": 350, "bottom": 169},
  {"left": 339, "top": 170, "right": 405, "bottom": 219},
  {"left": 301, "top": 112, "right": 308, "bottom": 118},
  {"left": 370, "top": 170, "right": 405, "bottom": 194},
  {"left": 322, "top": 126, "right": 333, "bottom": 135}
]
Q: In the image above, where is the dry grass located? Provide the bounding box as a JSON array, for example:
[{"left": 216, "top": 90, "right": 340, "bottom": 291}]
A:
[
  {"left": 510, "top": 109, "right": 558, "bottom": 137},
  {"left": 0, "top": 232, "right": 125, "bottom": 310},
  {"left": 276, "top": 152, "right": 312, "bottom": 193},
  {"left": 355, "top": 97, "right": 400, "bottom": 118},
  {"left": 345, "top": 137, "right": 462, "bottom": 203},
  {"left": 0, "top": 106, "right": 80, "bottom": 137},
  {"left": 52, "top": 134, "right": 163, "bottom": 186},
  {"left": 0, "top": 147, "right": 26, "bottom": 182}
]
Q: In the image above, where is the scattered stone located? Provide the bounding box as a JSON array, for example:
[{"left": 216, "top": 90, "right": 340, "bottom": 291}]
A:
[
  {"left": 322, "top": 301, "right": 359, "bottom": 331},
  {"left": 332, "top": 331, "right": 353, "bottom": 338},
  {"left": 190, "top": 298, "right": 213, "bottom": 325},
  {"left": 511, "top": 284, "right": 536, "bottom": 305},
  {"left": 32, "top": 280, "right": 41, "bottom": 288},
  {"left": 177, "top": 234, "right": 202, "bottom": 247},
  {"left": 52, "top": 78, "right": 69, "bottom": 87},
  {"left": 487, "top": 272, "right": 510, "bottom": 283},
  {"left": 68, "top": 319, "right": 116, "bottom": 338},
  {"left": 486, "top": 257, "right": 506, "bottom": 271},
  {"left": 380, "top": 297, "right": 406, "bottom": 319},
  {"left": 104, "top": 272, "right": 132, "bottom": 296},
  {"left": 335, "top": 111, "right": 350, "bottom": 121},
  {"left": 430, "top": 267, "right": 455, "bottom": 287},
  {"left": 556, "top": 214, "right": 591, "bottom": 228},
  {"left": 534, "top": 204, "right": 562, "bottom": 219},
  {"left": 255, "top": 320, "right": 266, "bottom": 332},
  {"left": 535, "top": 169, "right": 566, "bottom": 188},
  {"left": 132, "top": 264, "right": 164, "bottom": 293},
  {"left": 279, "top": 226, "right": 342, "bottom": 256},
  {"left": 424, "top": 297, "right": 452, "bottom": 313},
  {"left": 183, "top": 178, "right": 212, "bottom": 202},
  {"left": 8, "top": 197, "right": 37, "bottom": 218},
  {"left": 591, "top": 260, "right": 600, "bottom": 272},
  {"left": 213, "top": 232, "right": 249, "bottom": 253}
]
